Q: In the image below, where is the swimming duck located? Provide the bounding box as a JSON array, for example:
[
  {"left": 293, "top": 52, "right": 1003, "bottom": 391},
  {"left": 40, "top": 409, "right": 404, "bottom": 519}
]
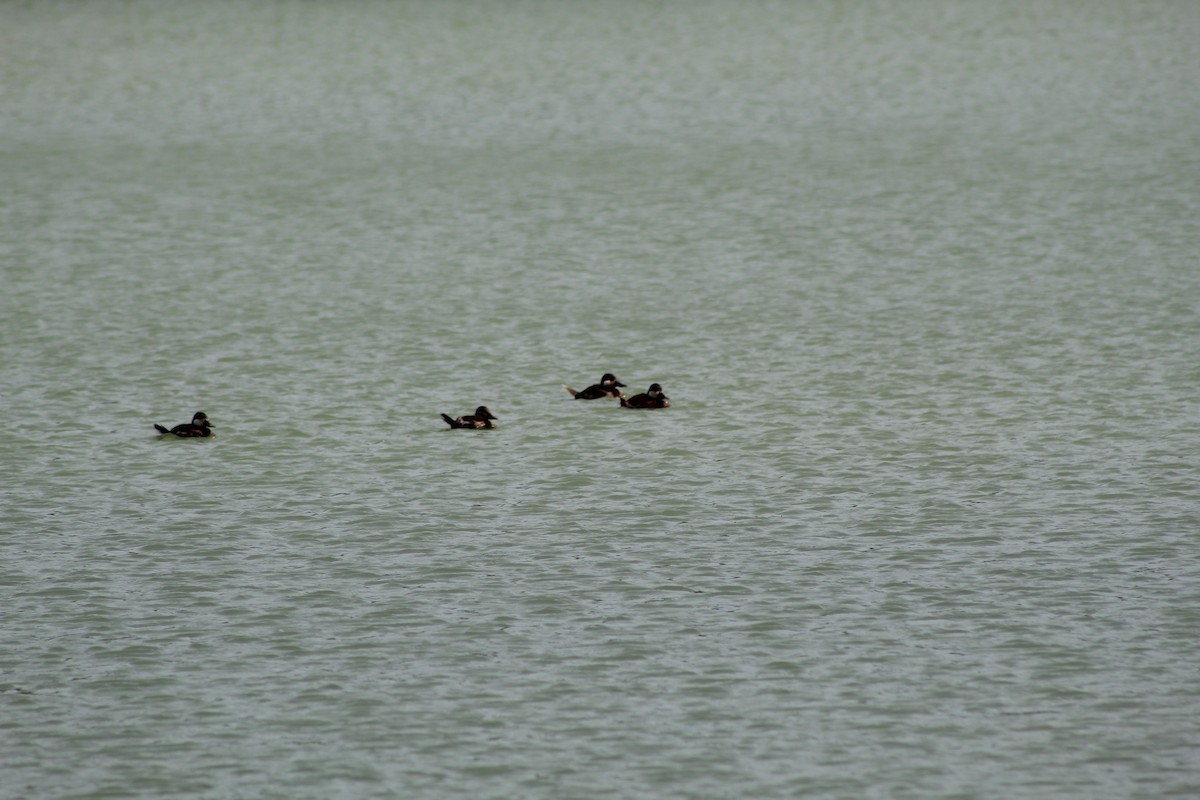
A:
[
  {"left": 620, "top": 383, "right": 669, "bottom": 409},
  {"left": 441, "top": 406, "right": 498, "bottom": 429},
  {"left": 564, "top": 373, "right": 626, "bottom": 399},
  {"left": 154, "top": 411, "right": 214, "bottom": 437}
]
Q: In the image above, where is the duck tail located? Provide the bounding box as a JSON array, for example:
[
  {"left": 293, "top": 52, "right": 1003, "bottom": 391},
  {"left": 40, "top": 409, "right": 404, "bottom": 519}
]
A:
[
  {"left": 619, "top": 397, "right": 631, "bottom": 408},
  {"left": 564, "top": 385, "right": 579, "bottom": 398},
  {"left": 440, "top": 413, "right": 456, "bottom": 427},
  {"left": 154, "top": 424, "right": 169, "bottom": 434}
]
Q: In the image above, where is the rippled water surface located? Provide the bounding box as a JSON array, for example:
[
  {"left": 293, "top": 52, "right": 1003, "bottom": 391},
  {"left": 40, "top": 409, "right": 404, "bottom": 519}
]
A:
[{"left": 2, "top": 1, "right": 1198, "bottom": 798}]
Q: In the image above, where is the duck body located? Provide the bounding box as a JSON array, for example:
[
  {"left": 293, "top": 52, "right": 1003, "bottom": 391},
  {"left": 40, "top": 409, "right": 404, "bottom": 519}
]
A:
[
  {"left": 564, "top": 373, "right": 626, "bottom": 400},
  {"left": 154, "top": 411, "right": 214, "bottom": 437},
  {"left": 441, "top": 406, "right": 498, "bottom": 429},
  {"left": 620, "top": 384, "right": 670, "bottom": 409}
]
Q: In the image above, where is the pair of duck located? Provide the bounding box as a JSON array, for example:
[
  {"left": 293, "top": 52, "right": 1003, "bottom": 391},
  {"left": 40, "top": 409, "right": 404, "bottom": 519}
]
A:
[
  {"left": 154, "top": 409, "right": 495, "bottom": 436},
  {"left": 154, "top": 375, "right": 668, "bottom": 437},
  {"left": 154, "top": 408, "right": 501, "bottom": 435},
  {"left": 564, "top": 373, "right": 670, "bottom": 409},
  {"left": 441, "top": 373, "right": 670, "bottom": 431}
]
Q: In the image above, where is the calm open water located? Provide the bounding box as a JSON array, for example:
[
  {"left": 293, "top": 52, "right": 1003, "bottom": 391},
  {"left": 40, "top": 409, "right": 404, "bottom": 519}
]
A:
[{"left": 2, "top": 1, "right": 1198, "bottom": 798}]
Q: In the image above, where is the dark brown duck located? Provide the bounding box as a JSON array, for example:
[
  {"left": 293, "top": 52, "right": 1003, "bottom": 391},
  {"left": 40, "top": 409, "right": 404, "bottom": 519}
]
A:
[
  {"left": 620, "top": 383, "right": 669, "bottom": 409},
  {"left": 441, "top": 406, "right": 498, "bottom": 429},
  {"left": 564, "top": 373, "right": 626, "bottom": 400},
  {"left": 154, "top": 411, "right": 214, "bottom": 437}
]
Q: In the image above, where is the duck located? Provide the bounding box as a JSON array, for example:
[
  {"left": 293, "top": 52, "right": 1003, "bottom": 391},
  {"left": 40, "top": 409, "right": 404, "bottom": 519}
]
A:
[
  {"left": 441, "top": 406, "right": 498, "bottom": 429},
  {"left": 564, "top": 373, "right": 626, "bottom": 400},
  {"left": 620, "top": 383, "right": 670, "bottom": 409},
  {"left": 154, "top": 411, "right": 214, "bottom": 437}
]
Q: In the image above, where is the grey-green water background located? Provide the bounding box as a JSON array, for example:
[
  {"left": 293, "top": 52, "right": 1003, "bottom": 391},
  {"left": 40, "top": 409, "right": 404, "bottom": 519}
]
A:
[{"left": 2, "top": 1, "right": 1198, "bottom": 798}]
